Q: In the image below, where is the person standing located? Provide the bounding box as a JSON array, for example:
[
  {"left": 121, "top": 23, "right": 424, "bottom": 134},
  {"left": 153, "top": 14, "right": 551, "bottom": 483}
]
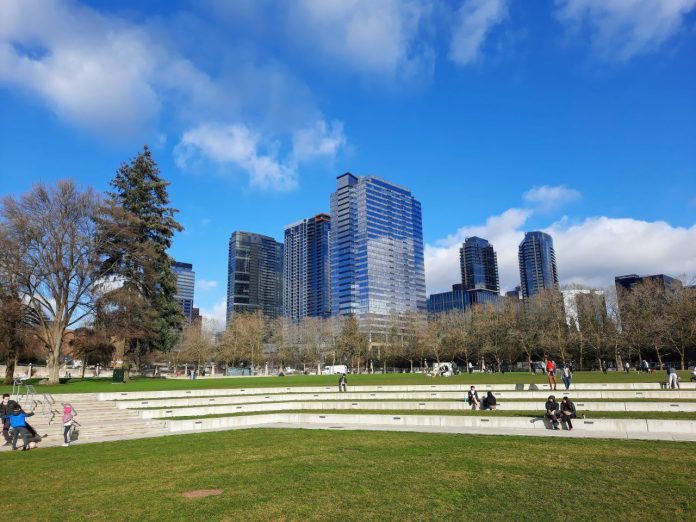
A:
[
  {"left": 545, "top": 395, "right": 561, "bottom": 430},
  {"left": 338, "top": 373, "right": 348, "bottom": 392},
  {"left": 467, "top": 386, "right": 480, "bottom": 410},
  {"left": 62, "top": 405, "right": 76, "bottom": 447},
  {"left": 642, "top": 359, "right": 649, "bottom": 373},
  {"left": 624, "top": 361, "right": 630, "bottom": 373},
  {"left": 1, "top": 394, "right": 12, "bottom": 446},
  {"left": 545, "top": 358, "right": 557, "bottom": 390},
  {"left": 668, "top": 367, "right": 679, "bottom": 389},
  {"left": 468, "top": 361, "right": 473, "bottom": 374},
  {"left": 561, "top": 365, "right": 572, "bottom": 390},
  {"left": 560, "top": 396, "right": 576, "bottom": 431}
]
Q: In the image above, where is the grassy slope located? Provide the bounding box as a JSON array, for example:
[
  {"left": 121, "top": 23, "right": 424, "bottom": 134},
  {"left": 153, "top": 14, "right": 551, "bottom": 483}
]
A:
[
  {"left": 3, "top": 370, "right": 692, "bottom": 395},
  {"left": 1, "top": 429, "right": 693, "bottom": 521}
]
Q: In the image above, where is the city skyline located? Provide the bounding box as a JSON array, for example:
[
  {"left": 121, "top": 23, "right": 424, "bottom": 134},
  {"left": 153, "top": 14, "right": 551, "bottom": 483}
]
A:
[{"left": 1, "top": 1, "right": 695, "bottom": 326}]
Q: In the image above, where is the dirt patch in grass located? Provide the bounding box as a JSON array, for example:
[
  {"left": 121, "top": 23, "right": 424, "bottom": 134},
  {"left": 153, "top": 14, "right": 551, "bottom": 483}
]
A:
[{"left": 181, "top": 489, "right": 223, "bottom": 498}]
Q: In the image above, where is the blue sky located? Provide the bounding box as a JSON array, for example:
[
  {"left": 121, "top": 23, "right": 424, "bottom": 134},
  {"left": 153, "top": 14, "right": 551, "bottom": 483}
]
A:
[{"left": 1, "top": 0, "right": 695, "bottom": 326}]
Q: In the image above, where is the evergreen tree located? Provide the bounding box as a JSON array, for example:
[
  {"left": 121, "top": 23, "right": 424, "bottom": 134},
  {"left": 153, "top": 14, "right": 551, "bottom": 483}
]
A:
[{"left": 97, "top": 146, "right": 183, "bottom": 364}]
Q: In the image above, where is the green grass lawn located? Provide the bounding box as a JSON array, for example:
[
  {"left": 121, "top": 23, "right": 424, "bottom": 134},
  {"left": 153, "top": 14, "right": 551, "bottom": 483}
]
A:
[
  {"left": 1, "top": 428, "right": 693, "bottom": 521},
  {"left": 160, "top": 409, "right": 696, "bottom": 421},
  {"left": 3, "top": 370, "right": 692, "bottom": 395}
]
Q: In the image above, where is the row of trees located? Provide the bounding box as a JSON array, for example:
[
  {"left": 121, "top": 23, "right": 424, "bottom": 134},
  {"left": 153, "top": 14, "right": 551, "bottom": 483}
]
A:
[
  {"left": 0, "top": 147, "right": 184, "bottom": 384},
  {"left": 172, "top": 281, "right": 696, "bottom": 374}
]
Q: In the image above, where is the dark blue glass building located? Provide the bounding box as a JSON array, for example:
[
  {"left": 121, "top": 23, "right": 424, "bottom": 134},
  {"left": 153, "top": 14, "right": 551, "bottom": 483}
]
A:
[
  {"left": 518, "top": 231, "right": 559, "bottom": 298},
  {"left": 460, "top": 236, "right": 499, "bottom": 293},
  {"left": 427, "top": 285, "right": 501, "bottom": 314},
  {"left": 284, "top": 213, "right": 331, "bottom": 321},
  {"left": 330, "top": 173, "right": 426, "bottom": 331},
  {"left": 226, "top": 231, "right": 283, "bottom": 323}
]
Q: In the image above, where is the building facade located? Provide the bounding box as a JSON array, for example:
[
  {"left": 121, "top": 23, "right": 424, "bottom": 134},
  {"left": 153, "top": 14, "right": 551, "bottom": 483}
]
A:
[
  {"left": 330, "top": 173, "right": 426, "bottom": 334},
  {"left": 283, "top": 213, "right": 331, "bottom": 322},
  {"left": 460, "top": 236, "right": 500, "bottom": 293},
  {"left": 172, "top": 261, "right": 195, "bottom": 322},
  {"left": 427, "top": 285, "right": 501, "bottom": 314},
  {"left": 518, "top": 231, "right": 559, "bottom": 298},
  {"left": 226, "top": 231, "right": 283, "bottom": 323}
]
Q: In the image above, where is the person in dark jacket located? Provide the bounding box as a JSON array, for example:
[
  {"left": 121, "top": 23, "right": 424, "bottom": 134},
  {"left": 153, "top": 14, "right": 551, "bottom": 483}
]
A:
[
  {"left": 1, "top": 394, "right": 12, "bottom": 445},
  {"left": 481, "top": 391, "right": 497, "bottom": 410},
  {"left": 545, "top": 395, "right": 560, "bottom": 430},
  {"left": 467, "top": 386, "right": 480, "bottom": 410},
  {"left": 560, "top": 396, "right": 577, "bottom": 430},
  {"left": 338, "top": 373, "right": 347, "bottom": 392},
  {"left": 8, "top": 405, "right": 36, "bottom": 451}
]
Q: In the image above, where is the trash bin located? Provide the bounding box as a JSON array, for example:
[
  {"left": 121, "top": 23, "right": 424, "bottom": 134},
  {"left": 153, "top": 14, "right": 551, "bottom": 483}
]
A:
[{"left": 112, "top": 369, "right": 125, "bottom": 383}]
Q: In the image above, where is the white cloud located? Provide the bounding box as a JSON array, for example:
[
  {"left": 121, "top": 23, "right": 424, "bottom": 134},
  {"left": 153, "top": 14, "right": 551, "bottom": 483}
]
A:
[
  {"left": 449, "top": 0, "right": 508, "bottom": 65},
  {"left": 425, "top": 209, "right": 696, "bottom": 295},
  {"left": 174, "top": 123, "right": 298, "bottom": 191},
  {"left": 196, "top": 279, "right": 218, "bottom": 291},
  {"left": 288, "top": 0, "right": 434, "bottom": 79},
  {"left": 0, "top": 0, "right": 162, "bottom": 137},
  {"left": 555, "top": 0, "right": 696, "bottom": 60},
  {"left": 0, "top": 0, "right": 346, "bottom": 189},
  {"left": 292, "top": 120, "right": 346, "bottom": 161},
  {"left": 523, "top": 185, "right": 581, "bottom": 210},
  {"left": 199, "top": 299, "right": 226, "bottom": 332},
  {"left": 174, "top": 119, "right": 346, "bottom": 191}
]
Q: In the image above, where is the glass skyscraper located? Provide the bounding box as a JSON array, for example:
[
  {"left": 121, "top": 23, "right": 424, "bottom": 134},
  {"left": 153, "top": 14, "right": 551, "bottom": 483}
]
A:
[
  {"left": 284, "top": 213, "right": 331, "bottom": 322},
  {"left": 172, "top": 261, "right": 195, "bottom": 322},
  {"left": 460, "top": 236, "right": 500, "bottom": 293},
  {"left": 518, "top": 231, "right": 559, "bottom": 298},
  {"left": 330, "top": 173, "right": 426, "bottom": 334},
  {"left": 226, "top": 231, "right": 283, "bottom": 323}
]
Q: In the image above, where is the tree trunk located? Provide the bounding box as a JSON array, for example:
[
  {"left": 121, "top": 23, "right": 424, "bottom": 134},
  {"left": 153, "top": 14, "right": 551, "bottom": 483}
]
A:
[
  {"left": 81, "top": 356, "right": 87, "bottom": 379},
  {"left": 47, "top": 350, "right": 60, "bottom": 385},
  {"left": 3, "top": 353, "right": 16, "bottom": 385},
  {"left": 680, "top": 352, "right": 685, "bottom": 370}
]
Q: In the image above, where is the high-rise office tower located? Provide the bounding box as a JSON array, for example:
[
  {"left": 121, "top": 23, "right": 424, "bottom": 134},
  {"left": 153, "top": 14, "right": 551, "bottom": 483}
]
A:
[
  {"left": 284, "top": 213, "right": 331, "bottom": 322},
  {"left": 226, "top": 231, "right": 283, "bottom": 323},
  {"left": 460, "top": 236, "right": 500, "bottom": 293},
  {"left": 330, "top": 173, "right": 426, "bottom": 334},
  {"left": 518, "top": 231, "right": 559, "bottom": 298},
  {"left": 172, "top": 261, "right": 195, "bottom": 322}
]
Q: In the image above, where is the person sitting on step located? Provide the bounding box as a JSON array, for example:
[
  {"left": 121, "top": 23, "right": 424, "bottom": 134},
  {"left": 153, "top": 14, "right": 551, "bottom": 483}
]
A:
[
  {"left": 545, "top": 395, "right": 561, "bottom": 430},
  {"left": 481, "top": 391, "right": 497, "bottom": 411}
]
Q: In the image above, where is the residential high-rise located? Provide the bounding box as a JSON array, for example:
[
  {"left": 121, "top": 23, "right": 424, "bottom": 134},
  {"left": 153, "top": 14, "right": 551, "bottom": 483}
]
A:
[
  {"left": 614, "top": 273, "right": 683, "bottom": 314},
  {"left": 330, "top": 173, "right": 426, "bottom": 335},
  {"left": 460, "top": 236, "right": 499, "bottom": 293},
  {"left": 518, "top": 231, "right": 559, "bottom": 298},
  {"left": 226, "top": 231, "right": 283, "bottom": 323},
  {"left": 284, "top": 213, "right": 331, "bottom": 322},
  {"left": 172, "top": 261, "right": 195, "bottom": 322}
]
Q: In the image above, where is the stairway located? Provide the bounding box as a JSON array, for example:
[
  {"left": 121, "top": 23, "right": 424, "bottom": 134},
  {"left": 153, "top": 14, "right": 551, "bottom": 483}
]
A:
[{"left": 1, "top": 393, "right": 168, "bottom": 451}]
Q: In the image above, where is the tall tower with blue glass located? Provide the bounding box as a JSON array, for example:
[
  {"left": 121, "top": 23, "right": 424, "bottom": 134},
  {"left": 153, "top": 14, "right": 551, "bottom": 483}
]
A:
[
  {"left": 330, "top": 173, "right": 426, "bottom": 336},
  {"left": 172, "top": 261, "right": 195, "bottom": 322},
  {"left": 284, "top": 213, "right": 331, "bottom": 322},
  {"left": 518, "top": 231, "right": 559, "bottom": 298},
  {"left": 460, "top": 237, "right": 499, "bottom": 293}
]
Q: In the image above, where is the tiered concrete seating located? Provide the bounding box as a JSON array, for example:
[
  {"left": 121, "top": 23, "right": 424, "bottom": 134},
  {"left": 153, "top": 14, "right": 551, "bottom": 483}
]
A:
[
  {"left": 100, "top": 383, "right": 696, "bottom": 442},
  {"left": 0, "top": 394, "right": 167, "bottom": 451}
]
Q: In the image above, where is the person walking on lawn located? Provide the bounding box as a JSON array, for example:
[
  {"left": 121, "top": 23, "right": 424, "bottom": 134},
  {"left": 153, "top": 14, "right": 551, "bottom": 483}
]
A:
[{"left": 338, "top": 373, "right": 348, "bottom": 392}]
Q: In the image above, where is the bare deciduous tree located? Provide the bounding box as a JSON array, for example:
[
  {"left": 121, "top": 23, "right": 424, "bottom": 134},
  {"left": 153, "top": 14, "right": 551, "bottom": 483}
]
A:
[{"left": 1, "top": 181, "right": 102, "bottom": 384}]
